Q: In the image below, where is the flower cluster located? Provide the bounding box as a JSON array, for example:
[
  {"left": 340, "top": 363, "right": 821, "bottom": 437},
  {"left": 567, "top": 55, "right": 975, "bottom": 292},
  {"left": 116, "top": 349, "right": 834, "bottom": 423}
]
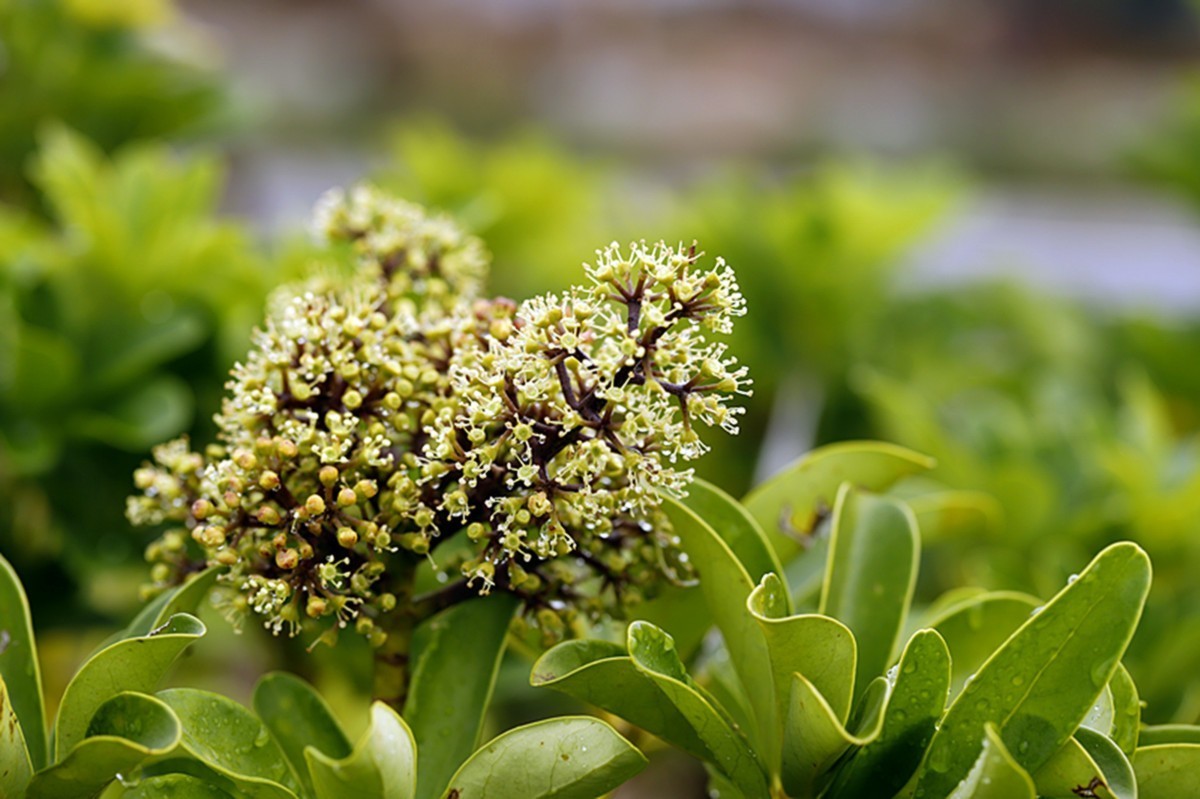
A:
[{"left": 128, "top": 185, "right": 748, "bottom": 646}]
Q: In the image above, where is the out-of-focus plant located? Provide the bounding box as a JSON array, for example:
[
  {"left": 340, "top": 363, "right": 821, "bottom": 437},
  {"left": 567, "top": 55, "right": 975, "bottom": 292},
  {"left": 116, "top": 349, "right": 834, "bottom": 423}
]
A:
[
  {"left": 0, "top": 127, "right": 269, "bottom": 614},
  {"left": 377, "top": 121, "right": 959, "bottom": 494},
  {"left": 848, "top": 283, "right": 1200, "bottom": 722},
  {"left": 1130, "top": 77, "right": 1200, "bottom": 211},
  {"left": 0, "top": 0, "right": 221, "bottom": 204},
  {"left": 375, "top": 118, "right": 623, "bottom": 302}
]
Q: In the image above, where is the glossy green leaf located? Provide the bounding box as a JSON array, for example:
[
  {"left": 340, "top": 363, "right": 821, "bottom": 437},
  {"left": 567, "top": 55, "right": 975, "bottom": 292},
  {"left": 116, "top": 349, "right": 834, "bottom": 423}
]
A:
[
  {"left": 742, "top": 441, "right": 934, "bottom": 563},
  {"left": 29, "top": 693, "right": 180, "bottom": 799},
  {"left": 1081, "top": 686, "right": 1115, "bottom": 740},
  {"left": 1076, "top": 728, "right": 1136, "bottom": 799},
  {"left": 254, "top": 672, "right": 352, "bottom": 799},
  {"left": 55, "top": 613, "right": 205, "bottom": 759},
  {"left": 1133, "top": 744, "right": 1200, "bottom": 798},
  {"left": 531, "top": 639, "right": 715, "bottom": 763},
  {"left": 306, "top": 702, "right": 416, "bottom": 799},
  {"left": 1139, "top": 725, "right": 1200, "bottom": 747},
  {"left": 1034, "top": 730, "right": 1134, "bottom": 799},
  {"left": 627, "top": 622, "right": 769, "bottom": 799},
  {"left": 0, "top": 673, "right": 33, "bottom": 798},
  {"left": 103, "top": 567, "right": 223, "bottom": 651},
  {"left": 685, "top": 478, "right": 786, "bottom": 594},
  {"left": 1108, "top": 664, "right": 1140, "bottom": 754},
  {"left": 927, "top": 591, "right": 1040, "bottom": 698},
  {"left": 0, "top": 552, "right": 47, "bottom": 769},
  {"left": 819, "top": 485, "right": 918, "bottom": 701},
  {"left": 405, "top": 595, "right": 519, "bottom": 799},
  {"left": 660, "top": 496, "right": 775, "bottom": 756},
  {"left": 156, "top": 688, "right": 298, "bottom": 799},
  {"left": 746, "top": 573, "right": 856, "bottom": 727},
  {"left": 823, "top": 629, "right": 951, "bottom": 799},
  {"left": 913, "top": 543, "right": 1152, "bottom": 798},
  {"left": 113, "top": 773, "right": 236, "bottom": 798},
  {"left": 440, "top": 717, "right": 646, "bottom": 799},
  {"left": 780, "top": 670, "right": 887, "bottom": 799},
  {"left": 947, "top": 724, "right": 1036, "bottom": 799}
]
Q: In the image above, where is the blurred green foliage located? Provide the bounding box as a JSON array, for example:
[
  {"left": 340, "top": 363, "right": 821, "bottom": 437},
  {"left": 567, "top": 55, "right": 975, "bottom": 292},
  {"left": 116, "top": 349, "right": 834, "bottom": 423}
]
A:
[
  {"left": 0, "top": 0, "right": 222, "bottom": 203},
  {"left": 0, "top": 127, "right": 271, "bottom": 618},
  {"left": 377, "top": 120, "right": 958, "bottom": 494}
]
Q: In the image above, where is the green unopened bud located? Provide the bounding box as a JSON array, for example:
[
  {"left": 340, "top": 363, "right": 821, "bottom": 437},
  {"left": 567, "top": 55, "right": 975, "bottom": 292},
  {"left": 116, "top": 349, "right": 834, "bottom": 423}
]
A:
[
  {"left": 191, "top": 499, "right": 212, "bottom": 520},
  {"left": 398, "top": 533, "right": 428, "bottom": 554},
  {"left": 342, "top": 390, "right": 363, "bottom": 410},
  {"left": 337, "top": 527, "right": 358, "bottom": 548},
  {"left": 276, "top": 548, "right": 299, "bottom": 570},
  {"left": 467, "top": 522, "right": 487, "bottom": 541},
  {"left": 276, "top": 439, "right": 298, "bottom": 458},
  {"left": 383, "top": 392, "right": 402, "bottom": 410},
  {"left": 337, "top": 487, "right": 358, "bottom": 507},
  {"left": 379, "top": 593, "right": 397, "bottom": 612},
  {"left": 305, "top": 494, "right": 327, "bottom": 516},
  {"left": 234, "top": 450, "right": 257, "bottom": 470},
  {"left": 259, "top": 470, "right": 280, "bottom": 490},
  {"left": 319, "top": 466, "right": 339, "bottom": 487},
  {"left": 355, "top": 479, "right": 378, "bottom": 499},
  {"left": 214, "top": 548, "right": 238, "bottom": 566}
]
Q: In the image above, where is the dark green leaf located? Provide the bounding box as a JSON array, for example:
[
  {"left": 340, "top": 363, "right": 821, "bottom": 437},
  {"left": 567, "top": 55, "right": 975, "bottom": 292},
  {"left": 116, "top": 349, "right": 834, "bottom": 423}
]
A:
[
  {"left": 254, "top": 672, "right": 352, "bottom": 798},
  {"left": 946, "top": 724, "right": 1035, "bottom": 799},
  {"left": 823, "top": 629, "right": 950, "bottom": 799},
  {"left": 405, "top": 595, "right": 518, "bottom": 799}
]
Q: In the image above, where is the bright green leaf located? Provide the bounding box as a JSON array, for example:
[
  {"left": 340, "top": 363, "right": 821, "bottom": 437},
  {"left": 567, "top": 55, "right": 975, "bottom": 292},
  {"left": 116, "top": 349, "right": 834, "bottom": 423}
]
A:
[
  {"left": 29, "top": 692, "right": 179, "bottom": 799},
  {"left": 947, "top": 724, "right": 1036, "bottom": 799},
  {"left": 55, "top": 613, "right": 205, "bottom": 759},
  {"left": 1133, "top": 744, "right": 1200, "bottom": 798},
  {"left": 101, "top": 567, "right": 223, "bottom": 652},
  {"left": 1139, "top": 725, "right": 1200, "bottom": 747},
  {"left": 913, "top": 543, "right": 1152, "bottom": 798},
  {"left": 440, "top": 717, "right": 646, "bottom": 799},
  {"left": 306, "top": 702, "right": 416, "bottom": 799},
  {"left": 0, "top": 553, "right": 47, "bottom": 769},
  {"left": 1108, "top": 665, "right": 1140, "bottom": 754},
  {"left": 819, "top": 485, "right": 918, "bottom": 701},
  {"left": 1034, "top": 730, "right": 1134, "bottom": 799},
  {"left": 627, "top": 623, "right": 769, "bottom": 799},
  {"left": 780, "top": 671, "right": 886, "bottom": 799},
  {"left": 405, "top": 595, "right": 518, "bottom": 799},
  {"left": 927, "top": 590, "right": 1041, "bottom": 698},
  {"left": 532, "top": 639, "right": 715, "bottom": 763},
  {"left": 660, "top": 496, "right": 775, "bottom": 757},
  {"left": 823, "top": 629, "right": 950, "bottom": 799},
  {"left": 746, "top": 573, "right": 856, "bottom": 728},
  {"left": 254, "top": 672, "right": 352, "bottom": 799},
  {"left": 685, "top": 478, "right": 786, "bottom": 593},
  {"left": 0, "top": 673, "right": 33, "bottom": 798}
]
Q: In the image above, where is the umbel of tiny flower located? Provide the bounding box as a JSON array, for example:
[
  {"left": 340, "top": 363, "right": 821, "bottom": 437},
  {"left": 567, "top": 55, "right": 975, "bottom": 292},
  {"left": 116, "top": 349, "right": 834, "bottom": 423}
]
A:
[{"left": 128, "top": 184, "right": 749, "bottom": 650}]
